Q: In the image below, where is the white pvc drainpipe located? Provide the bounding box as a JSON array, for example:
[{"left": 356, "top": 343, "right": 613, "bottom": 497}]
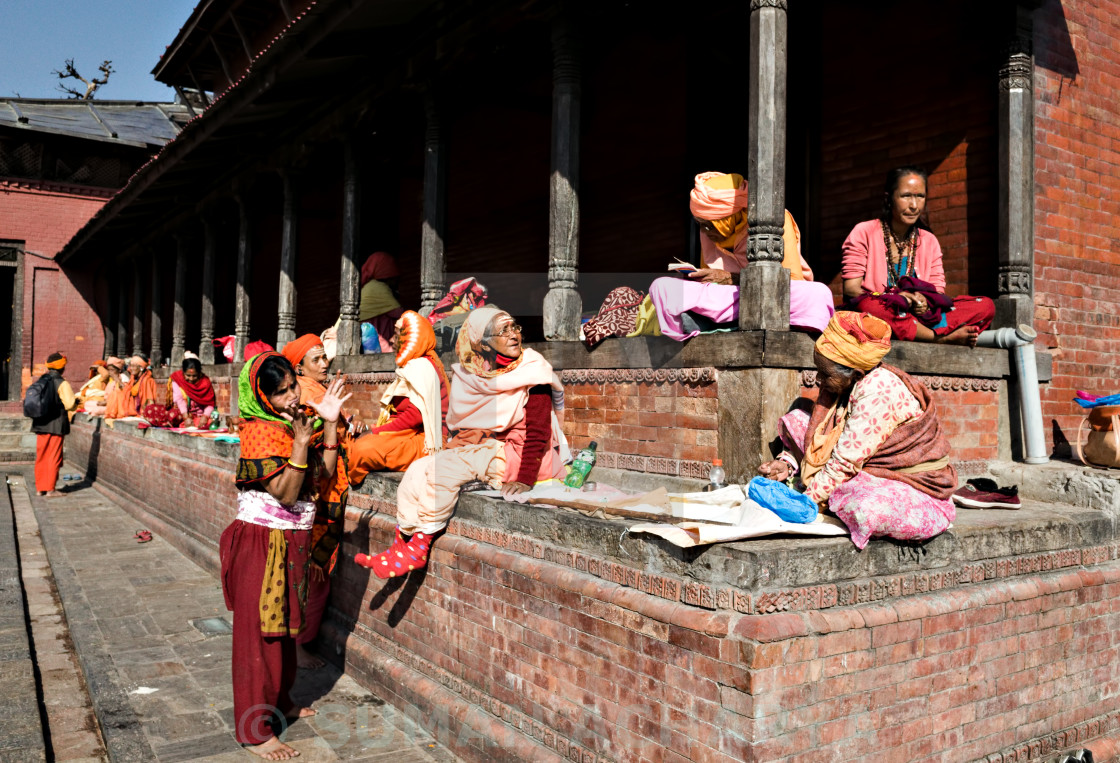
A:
[{"left": 975, "top": 324, "right": 1049, "bottom": 464}]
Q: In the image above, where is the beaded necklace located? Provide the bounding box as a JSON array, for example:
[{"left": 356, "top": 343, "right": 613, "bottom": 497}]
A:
[{"left": 880, "top": 219, "right": 917, "bottom": 288}]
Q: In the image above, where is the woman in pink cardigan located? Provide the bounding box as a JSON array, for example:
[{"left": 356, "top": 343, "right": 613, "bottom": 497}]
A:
[{"left": 841, "top": 166, "right": 994, "bottom": 346}]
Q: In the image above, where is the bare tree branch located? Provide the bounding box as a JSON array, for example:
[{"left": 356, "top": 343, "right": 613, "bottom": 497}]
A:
[{"left": 51, "top": 58, "right": 114, "bottom": 99}]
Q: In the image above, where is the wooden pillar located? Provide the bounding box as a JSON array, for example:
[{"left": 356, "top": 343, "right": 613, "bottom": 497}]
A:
[
  {"left": 234, "top": 197, "right": 253, "bottom": 362},
  {"left": 199, "top": 219, "right": 217, "bottom": 363},
  {"left": 149, "top": 253, "right": 163, "bottom": 368},
  {"left": 543, "top": 16, "right": 582, "bottom": 341},
  {"left": 337, "top": 140, "right": 362, "bottom": 357},
  {"left": 741, "top": 0, "right": 791, "bottom": 332},
  {"left": 132, "top": 261, "right": 144, "bottom": 357},
  {"left": 116, "top": 274, "right": 129, "bottom": 358},
  {"left": 996, "top": 5, "right": 1036, "bottom": 329},
  {"left": 171, "top": 234, "right": 188, "bottom": 368},
  {"left": 102, "top": 266, "right": 116, "bottom": 358},
  {"left": 277, "top": 171, "right": 299, "bottom": 350},
  {"left": 419, "top": 94, "right": 447, "bottom": 315}
]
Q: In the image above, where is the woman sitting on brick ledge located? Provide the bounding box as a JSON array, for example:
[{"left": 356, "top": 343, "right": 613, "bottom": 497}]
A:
[
  {"left": 347, "top": 310, "right": 450, "bottom": 486},
  {"left": 841, "top": 165, "right": 995, "bottom": 347},
  {"left": 758, "top": 312, "right": 957, "bottom": 549},
  {"left": 355, "top": 307, "right": 568, "bottom": 577},
  {"left": 219, "top": 352, "right": 349, "bottom": 760}
]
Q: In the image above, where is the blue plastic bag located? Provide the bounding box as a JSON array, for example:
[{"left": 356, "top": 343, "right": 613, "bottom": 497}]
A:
[
  {"left": 747, "top": 476, "right": 818, "bottom": 524},
  {"left": 360, "top": 322, "right": 381, "bottom": 353}
]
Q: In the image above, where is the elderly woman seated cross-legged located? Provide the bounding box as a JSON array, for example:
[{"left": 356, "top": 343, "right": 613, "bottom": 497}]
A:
[
  {"left": 169, "top": 356, "right": 217, "bottom": 424},
  {"left": 841, "top": 165, "right": 995, "bottom": 347},
  {"left": 348, "top": 310, "right": 450, "bottom": 487},
  {"left": 105, "top": 354, "right": 158, "bottom": 419},
  {"left": 354, "top": 307, "right": 568, "bottom": 577},
  {"left": 647, "top": 171, "right": 836, "bottom": 340},
  {"left": 757, "top": 312, "right": 957, "bottom": 549}
]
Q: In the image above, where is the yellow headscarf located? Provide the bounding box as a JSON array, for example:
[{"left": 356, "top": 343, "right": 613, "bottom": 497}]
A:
[{"left": 815, "top": 312, "right": 892, "bottom": 372}]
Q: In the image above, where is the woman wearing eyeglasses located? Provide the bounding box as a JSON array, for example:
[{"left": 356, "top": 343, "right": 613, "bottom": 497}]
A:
[{"left": 355, "top": 307, "right": 568, "bottom": 576}]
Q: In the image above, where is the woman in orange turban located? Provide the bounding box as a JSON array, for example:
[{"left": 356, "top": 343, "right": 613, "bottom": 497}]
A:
[
  {"left": 758, "top": 312, "right": 957, "bottom": 549},
  {"left": 347, "top": 310, "right": 450, "bottom": 485}
]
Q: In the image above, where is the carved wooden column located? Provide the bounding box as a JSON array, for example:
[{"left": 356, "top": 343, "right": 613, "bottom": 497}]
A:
[
  {"left": 132, "top": 261, "right": 144, "bottom": 357},
  {"left": 996, "top": 5, "right": 1036, "bottom": 329},
  {"left": 337, "top": 140, "right": 362, "bottom": 357},
  {"left": 277, "top": 171, "right": 299, "bottom": 350},
  {"left": 741, "top": 0, "right": 791, "bottom": 331},
  {"left": 543, "top": 16, "right": 583, "bottom": 341},
  {"left": 149, "top": 252, "right": 163, "bottom": 368},
  {"left": 199, "top": 218, "right": 217, "bottom": 363},
  {"left": 420, "top": 94, "right": 447, "bottom": 315},
  {"left": 116, "top": 274, "right": 129, "bottom": 357},
  {"left": 171, "top": 234, "right": 188, "bottom": 367},
  {"left": 234, "top": 196, "right": 253, "bottom": 362}
]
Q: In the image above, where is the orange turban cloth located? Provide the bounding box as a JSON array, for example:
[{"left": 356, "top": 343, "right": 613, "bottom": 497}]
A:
[
  {"left": 394, "top": 310, "right": 436, "bottom": 367},
  {"left": 282, "top": 334, "right": 325, "bottom": 367},
  {"left": 690, "top": 171, "right": 750, "bottom": 247},
  {"left": 45, "top": 352, "right": 67, "bottom": 370},
  {"left": 815, "top": 312, "right": 892, "bottom": 372}
]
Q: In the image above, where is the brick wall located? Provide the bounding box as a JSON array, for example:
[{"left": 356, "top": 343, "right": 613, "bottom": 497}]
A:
[
  {"left": 1032, "top": 0, "right": 1120, "bottom": 453},
  {"left": 1, "top": 180, "right": 109, "bottom": 392},
  {"left": 64, "top": 417, "right": 1120, "bottom": 762}
]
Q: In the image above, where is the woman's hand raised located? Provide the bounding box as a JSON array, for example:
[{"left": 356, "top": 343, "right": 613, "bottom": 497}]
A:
[
  {"left": 285, "top": 408, "right": 315, "bottom": 445},
  {"left": 306, "top": 373, "right": 352, "bottom": 424},
  {"left": 688, "top": 268, "right": 734, "bottom": 286}
]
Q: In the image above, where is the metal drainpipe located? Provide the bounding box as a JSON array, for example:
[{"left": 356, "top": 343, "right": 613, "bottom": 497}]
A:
[{"left": 975, "top": 325, "right": 1049, "bottom": 464}]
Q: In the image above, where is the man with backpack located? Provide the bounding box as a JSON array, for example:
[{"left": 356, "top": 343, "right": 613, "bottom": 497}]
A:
[{"left": 26, "top": 352, "right": 78, "bottom": 497}]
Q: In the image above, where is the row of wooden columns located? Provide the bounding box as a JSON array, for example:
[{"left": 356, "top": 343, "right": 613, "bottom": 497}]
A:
[{"left": 105, "top": 2, "right": 1036, "bottom": 365}]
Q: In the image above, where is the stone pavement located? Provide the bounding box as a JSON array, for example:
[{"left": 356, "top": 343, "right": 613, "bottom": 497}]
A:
[{"left": 6, "top": 464, "right": 462, "bottom": 763}]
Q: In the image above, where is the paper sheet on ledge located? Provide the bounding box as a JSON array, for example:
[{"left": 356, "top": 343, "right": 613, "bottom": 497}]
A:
[{"left": 630, "top": 498, "right": 848, "bottom": 548}]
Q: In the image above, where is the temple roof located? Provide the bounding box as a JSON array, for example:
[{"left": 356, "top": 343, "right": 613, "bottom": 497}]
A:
[{"left": 0, "top": 99, "right": 188, "bottom": 150}]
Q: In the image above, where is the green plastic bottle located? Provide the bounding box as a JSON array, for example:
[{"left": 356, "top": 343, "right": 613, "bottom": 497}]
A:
[{"left": 564, "top": 441, "right": 598, "bottom": 489}]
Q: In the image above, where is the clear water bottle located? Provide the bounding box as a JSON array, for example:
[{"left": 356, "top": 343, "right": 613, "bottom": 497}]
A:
[
  {"left": 564, "top": 441, "right": 598, "bottom": 488},
  {"left": 705, "top": 458, "right": 727, "bottom": 491}
]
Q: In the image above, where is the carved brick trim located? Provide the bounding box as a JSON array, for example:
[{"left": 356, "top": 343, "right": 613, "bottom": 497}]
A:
[
  {"left": 597, "top": 452, "right": 712, "bottom": 479},
  {"left": 344, "top": 372, "right": 398, "bottom": 384},
  {"left": 754, "top": 544, "right": 1120, "bottom": 615},
  {"left": 979, "top": 709, "right": 1120, "bottom": 763},
  {"left": 560, "top": 367, "right": 715, "bottom": 385},
  {"left": 800, "top": 370, "right": 1000, "bottom": 392},
  {"left": 0, "top": 176, "right": 117, "bottom": 199}
]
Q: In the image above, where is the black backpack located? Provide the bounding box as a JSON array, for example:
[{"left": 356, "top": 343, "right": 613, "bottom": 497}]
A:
[{"left": 23, "top": 373, "right": 60, "bottom": 420}]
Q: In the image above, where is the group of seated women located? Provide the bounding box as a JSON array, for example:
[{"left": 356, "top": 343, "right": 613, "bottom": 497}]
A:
[
  {"left": 644, "top": 165, "right": 993, "bottom": 346},
  {"left": 78, "top": 353, "right": 217, "bottom": 426}
]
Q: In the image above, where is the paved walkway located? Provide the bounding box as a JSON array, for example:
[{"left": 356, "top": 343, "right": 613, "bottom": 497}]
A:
[{"left": 6, "top": 465, "right": 460, "bottom": 763}]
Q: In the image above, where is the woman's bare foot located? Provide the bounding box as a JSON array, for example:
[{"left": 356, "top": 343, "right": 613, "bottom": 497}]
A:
[
  {"left": 296, "top": 645, "right": 324, "bottom": 670},
  {"left": 244, "top": 736, "right": 300, "bottom": 760},
  {"left": 284, "top": 706, "right": 317, "bottom": 722},
  {"left": 937, "top": 325, "right": 980, "bottom": 347}
]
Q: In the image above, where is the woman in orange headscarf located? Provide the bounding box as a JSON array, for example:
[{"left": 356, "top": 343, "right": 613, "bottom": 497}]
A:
[
  {"left": 758, "top": 312, "right": 957, "bottom": 549},
  {"left": 278, "top": 334, "right": 352, "bottom": 671},
  {"left": 105, "top": 354, "right": 158, "bottom": 419},
  {"left": 347, "top": 310, "right": 450, "bottom": 484}
]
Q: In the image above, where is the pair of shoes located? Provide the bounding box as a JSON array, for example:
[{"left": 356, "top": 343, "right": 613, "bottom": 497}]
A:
[
  {"left": 952, "top": 478, "right": 1021, "bottom": 509},
  {"left": 61, "top": 474, "right": 81, "bottom": 481},
  {"left": 134, "top": 529, "right": 153, "bottom": 543},
  {"left": 354, "top": 527, "right": 432, "bottom": 579}
]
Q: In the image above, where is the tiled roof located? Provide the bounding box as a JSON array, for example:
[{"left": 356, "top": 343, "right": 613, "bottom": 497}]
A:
[{"left": 0, "top": 99, "right": 188, "bottom": 149}]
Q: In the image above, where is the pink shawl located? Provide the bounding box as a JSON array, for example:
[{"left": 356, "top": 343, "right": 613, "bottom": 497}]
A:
[
  {"left": 447, "top": 348, "right": 555, "bottom": 433},
  {"left": 840, "top": 219, "right": 946, "bottom": 293}
]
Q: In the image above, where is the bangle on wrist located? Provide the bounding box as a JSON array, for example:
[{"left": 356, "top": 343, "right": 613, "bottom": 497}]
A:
[
  {"left": 321, "top": 442, "right": 338, "bottom": 451},
  {"left": 287, "top": 459, "right": 308, "bottom": 471}
]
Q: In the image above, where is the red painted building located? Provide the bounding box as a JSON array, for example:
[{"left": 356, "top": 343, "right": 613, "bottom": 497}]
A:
[{"left": 0, "top": 99, "right": 186, "bottom": 397}]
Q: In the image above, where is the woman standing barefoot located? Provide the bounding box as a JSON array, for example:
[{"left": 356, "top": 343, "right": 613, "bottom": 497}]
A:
[{"left": 219, "top": 352, "right": 349, "bottom": 760}]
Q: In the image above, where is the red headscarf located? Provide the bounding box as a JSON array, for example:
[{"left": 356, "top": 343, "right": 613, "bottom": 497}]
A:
[
  {"left": 170, "top": 369, "right": 217, "bottom": 408},
  {"left": 282, "top": 334, "right": 325, "bottom": 368},
  {"left": 360, "top": 251, "right": 400, "bottom": 287}
]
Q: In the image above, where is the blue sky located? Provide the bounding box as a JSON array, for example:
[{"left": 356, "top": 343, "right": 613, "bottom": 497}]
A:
[{"left": 0, "top": 0, "right": 201, "bottom": 101}]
